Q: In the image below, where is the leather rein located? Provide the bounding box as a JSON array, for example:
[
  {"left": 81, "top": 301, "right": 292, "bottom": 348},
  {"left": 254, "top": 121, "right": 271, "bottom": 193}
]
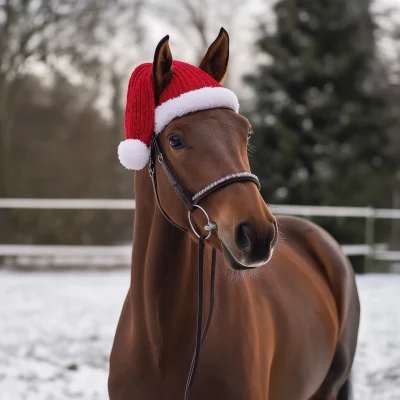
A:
[{"left": 148, "top": 134, "right": 260, "bottom": 399}]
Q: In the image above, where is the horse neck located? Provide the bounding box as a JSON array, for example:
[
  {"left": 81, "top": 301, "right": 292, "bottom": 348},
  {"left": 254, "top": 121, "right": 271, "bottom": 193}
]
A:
[{"left": 130, "top": 171, "right": 205, "bottom": 369}]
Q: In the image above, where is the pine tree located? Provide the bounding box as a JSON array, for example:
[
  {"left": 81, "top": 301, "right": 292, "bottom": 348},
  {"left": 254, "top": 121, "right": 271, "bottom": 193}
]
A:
[{"left": 245, "top": 0, "right": 394, "bottom": 213}]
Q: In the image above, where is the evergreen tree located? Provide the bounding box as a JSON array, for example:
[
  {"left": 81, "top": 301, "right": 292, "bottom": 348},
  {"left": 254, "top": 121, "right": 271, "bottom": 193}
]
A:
[
  {"left": 244, "top": 0, "right": 396, "bottom": 261},
  {"left": 245, "top": 0, "right": 394, "bottom": 212}
]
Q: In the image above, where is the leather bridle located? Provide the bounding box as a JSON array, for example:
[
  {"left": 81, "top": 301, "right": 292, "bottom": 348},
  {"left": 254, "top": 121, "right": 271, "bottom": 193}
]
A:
[
  {"left": 148, "top": 134, "right": 260, "bottom": 399},
  {"left": 149, "top": 135, "right": 260, "bottom": 226}
]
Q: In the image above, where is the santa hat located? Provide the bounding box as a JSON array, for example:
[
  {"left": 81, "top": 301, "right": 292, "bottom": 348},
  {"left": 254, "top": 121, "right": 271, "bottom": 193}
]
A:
[{"left": 118, "top": 60, "right": 239, "bottom": 170}]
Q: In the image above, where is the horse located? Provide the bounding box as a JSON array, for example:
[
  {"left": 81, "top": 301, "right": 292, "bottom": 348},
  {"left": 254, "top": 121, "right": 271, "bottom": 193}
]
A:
[{"left": 108, "top": 28, "right": 360, "bottom": 400}]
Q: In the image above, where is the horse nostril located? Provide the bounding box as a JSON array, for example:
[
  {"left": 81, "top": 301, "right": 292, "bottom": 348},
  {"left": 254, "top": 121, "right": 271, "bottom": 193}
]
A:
[
  {"left": 266, "top": 223, "right": 276, "bottom": 249},
  {"left": 235, "top": 222, "right": 254, "bottom": 254}
]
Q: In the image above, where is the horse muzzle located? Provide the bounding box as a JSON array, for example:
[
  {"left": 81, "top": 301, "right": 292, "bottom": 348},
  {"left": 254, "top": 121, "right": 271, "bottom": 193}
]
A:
[{"left": 220, "top": 220, "right": 278, "bottom": 270}]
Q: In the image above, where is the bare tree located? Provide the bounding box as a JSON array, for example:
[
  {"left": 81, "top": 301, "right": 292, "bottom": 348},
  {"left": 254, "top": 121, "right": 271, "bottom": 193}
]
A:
[
  {"left": 0, "top": 1, "right": 98, "bottom": 196},
  {"left": 0, "top": 0, "right": 144, "bottom": 197},
  {"left": 0, "top": 72, "right": 135, "bottom": 245},
  {"left": 100, "top": 0, "right": 145, "bottom": 142}
]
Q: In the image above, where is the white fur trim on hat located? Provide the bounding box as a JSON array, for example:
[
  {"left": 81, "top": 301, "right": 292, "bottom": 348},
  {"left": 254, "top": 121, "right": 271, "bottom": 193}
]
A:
[
  {"left": 118, "top": 139, "right": 150, "bottom": 170},
  {"left": 154, "top": 87, "right": 239, "bottom": 134}
]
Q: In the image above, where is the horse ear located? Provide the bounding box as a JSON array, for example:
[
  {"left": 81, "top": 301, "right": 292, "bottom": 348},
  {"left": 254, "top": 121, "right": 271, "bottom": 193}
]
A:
[
  {"left": 153, "top": 35, "right": 173, "bottom": 100},
  {"left": 199, "top": 27, "right": 229, "bottom": 84}
]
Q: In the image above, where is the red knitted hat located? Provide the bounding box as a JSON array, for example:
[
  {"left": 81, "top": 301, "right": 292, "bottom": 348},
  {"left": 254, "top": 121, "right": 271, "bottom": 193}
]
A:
[{"left": 118, "top": 60, "right": 239, "bottom": 170}]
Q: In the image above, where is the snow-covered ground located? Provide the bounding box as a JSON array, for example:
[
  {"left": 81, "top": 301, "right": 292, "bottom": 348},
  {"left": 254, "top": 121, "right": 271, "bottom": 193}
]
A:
[
  {"left": 0, "top": 270, "right": 399, "bottom": 400},
  {"left": 353, "top": 274, "right": 400, "bottom": 400}
]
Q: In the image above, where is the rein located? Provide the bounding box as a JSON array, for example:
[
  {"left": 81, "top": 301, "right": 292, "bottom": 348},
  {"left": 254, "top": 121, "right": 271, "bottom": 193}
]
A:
[{"left": 148, "top": 135, "right": 260, "bottom": 399}]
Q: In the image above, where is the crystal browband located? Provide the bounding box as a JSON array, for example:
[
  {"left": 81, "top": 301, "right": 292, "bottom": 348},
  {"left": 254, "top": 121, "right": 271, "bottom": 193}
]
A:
[{"left": 192, "top": 172, "right": 260, "bottom": 203}]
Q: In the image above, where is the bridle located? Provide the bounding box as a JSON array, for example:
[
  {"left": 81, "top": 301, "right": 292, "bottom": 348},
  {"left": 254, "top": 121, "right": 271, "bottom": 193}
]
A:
[
  {"left": 149, "top": 135, "right": 260, "bottom": 229},
  {"left": 148, "top": 134, "right": 260, "bottom": 399}
]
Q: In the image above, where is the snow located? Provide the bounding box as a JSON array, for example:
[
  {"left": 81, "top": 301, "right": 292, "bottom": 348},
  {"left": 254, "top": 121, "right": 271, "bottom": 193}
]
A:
[
  {"left": 0, "top": 270, "right": 399, "bottom": 400},
  {"left": 0, "top": 271, "right": 128, "bottom": 400},
  {"left": 353, "top": 274, "right": 400, "bottom": 400}
]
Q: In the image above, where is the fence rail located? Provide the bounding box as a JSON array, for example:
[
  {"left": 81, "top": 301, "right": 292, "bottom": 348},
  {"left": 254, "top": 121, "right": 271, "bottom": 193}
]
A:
[
  {"left": 0, "top": 198, "right": 136, "bottom": 210},
  {"left": 1, "top": 199, "right": 399, "bottom": 269},
  {"left": 0, "top": 244, "right": 394, "bottom": 269},
  {"left": 1, "top": 198, "right": 400, "bottom": 219}
]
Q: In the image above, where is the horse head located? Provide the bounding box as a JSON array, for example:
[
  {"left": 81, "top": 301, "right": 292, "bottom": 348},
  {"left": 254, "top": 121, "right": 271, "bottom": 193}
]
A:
[{"left": 150, "top": 29, "right": 278, "bottom": 270}]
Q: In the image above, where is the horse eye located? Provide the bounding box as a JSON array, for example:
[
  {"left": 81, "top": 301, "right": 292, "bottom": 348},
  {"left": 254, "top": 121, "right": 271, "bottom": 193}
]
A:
[{"left": 168, "top": 133, "right": 187, "bottom": 150}]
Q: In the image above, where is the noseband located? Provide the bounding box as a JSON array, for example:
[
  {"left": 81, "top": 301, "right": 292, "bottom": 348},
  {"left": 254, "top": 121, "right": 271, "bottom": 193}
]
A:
[{"left": 148, "top": 135, "right": 260, "bottom": 399}]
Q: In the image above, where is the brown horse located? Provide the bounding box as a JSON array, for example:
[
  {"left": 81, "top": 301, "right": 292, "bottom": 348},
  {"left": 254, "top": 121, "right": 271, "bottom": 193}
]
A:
[{"left": 109, "top": 29, "right": 360, "bottom": 400}]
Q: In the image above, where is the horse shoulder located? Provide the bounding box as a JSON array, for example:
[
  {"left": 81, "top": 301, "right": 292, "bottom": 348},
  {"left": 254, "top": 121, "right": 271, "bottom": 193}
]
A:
[{"left": 275, "top": 215, "right": 360, "bottom": 336}]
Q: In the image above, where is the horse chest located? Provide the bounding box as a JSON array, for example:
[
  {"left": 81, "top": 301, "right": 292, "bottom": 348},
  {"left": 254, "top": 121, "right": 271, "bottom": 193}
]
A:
[
  {"left": 128, "top": 371, "right": 262, "bottom": 400},
  {"left": 124, "top": 338, "right": 265, "bottom": 400}
]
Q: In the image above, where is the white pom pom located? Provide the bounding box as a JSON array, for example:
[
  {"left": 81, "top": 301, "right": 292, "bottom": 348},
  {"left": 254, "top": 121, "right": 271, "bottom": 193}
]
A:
[{"left": 118, "top": 139, "right": 150, "bottom": 170}]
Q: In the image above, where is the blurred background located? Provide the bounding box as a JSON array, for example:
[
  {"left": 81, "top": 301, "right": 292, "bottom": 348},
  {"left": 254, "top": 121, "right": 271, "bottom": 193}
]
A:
[{"left": 0, "top": 0, "right": 400, "bottom": 399}]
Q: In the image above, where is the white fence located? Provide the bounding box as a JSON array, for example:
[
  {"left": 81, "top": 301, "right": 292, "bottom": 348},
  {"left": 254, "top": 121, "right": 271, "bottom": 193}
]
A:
[{"left": 1, "top": 199, "right": 399, "bottom": 269}]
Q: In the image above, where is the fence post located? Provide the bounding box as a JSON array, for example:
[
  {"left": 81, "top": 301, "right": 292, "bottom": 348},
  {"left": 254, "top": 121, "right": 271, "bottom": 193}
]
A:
[{"left": 364, "top": 207, "right": 376, "bottom": 273}]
